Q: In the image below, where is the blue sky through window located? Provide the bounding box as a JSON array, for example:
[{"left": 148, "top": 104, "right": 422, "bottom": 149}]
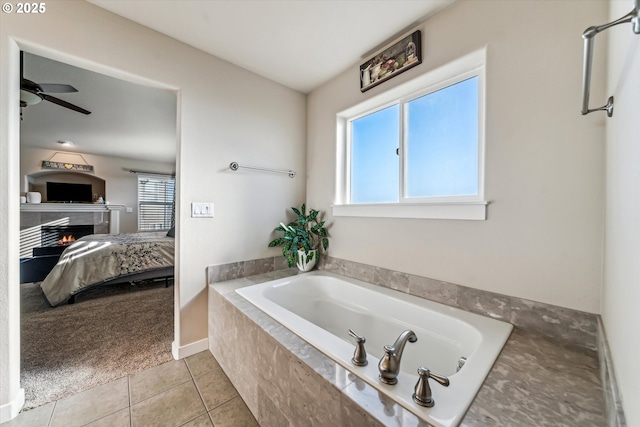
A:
[
  {"left": 406, "top": 76, "right": 478, "bottom": 197},
  {"left": 350, "top": 76, "right": 478, "bottom": 203},
  {"left": 351, "top": 105, "right": 399, "bottom": 203}
]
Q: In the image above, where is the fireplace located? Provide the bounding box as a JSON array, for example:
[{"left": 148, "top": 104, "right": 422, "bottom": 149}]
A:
[
  {"left": 20, "top": 204, "right": 122, "bottom": 259},
  {"left": 40, "top": 224, "right": 94, "bottom": 248},
  {"left": 21, "top": 224, "right": 95, "bottom": 283}
]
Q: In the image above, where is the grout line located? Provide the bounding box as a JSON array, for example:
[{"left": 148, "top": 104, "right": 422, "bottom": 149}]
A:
[
  {"left": 194, "top": 369, "right": 239, "bottom": 412},
  {"left": 209, "top": 395, "right": 238, "bottom": 412},
  {"left": 128, "top": 375, "right": 133, "bottom": 427},
  {"left": 129, "top": 360, "right": 191, "bottom": 406},
  {"left": 131, "top": 371, "right": 192, "bottom": 406},
  {"left": 174, "top": 379, "right": 208, "bottom": 427},
  {"left": 176, "top": 411, "right": 208, "bottom": 427},
  {"left": 46, "top": 401, "right": 57, "bottom": 427},
  {"left": 184, "top": 357, "right": 194, "bottom": 379},
  {"left": 192, "top": 376, "right": 210, "bottom": 412},
  {"left": 127, "top": 375, "right": 132, "bottom": 409}
]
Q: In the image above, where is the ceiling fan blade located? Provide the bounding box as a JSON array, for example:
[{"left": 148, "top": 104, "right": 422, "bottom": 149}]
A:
[
  {"left": 41, "top": 94, "right": 91, "bottom": 115},
  {"left": 38, "top": 83, "right": 78, "bottom": 93},
  {"left": 18, "top": 53, "right": 42, "bottom": 92},
  {"left": 21, "top": 78, "right": 42, "bottom": 93}
]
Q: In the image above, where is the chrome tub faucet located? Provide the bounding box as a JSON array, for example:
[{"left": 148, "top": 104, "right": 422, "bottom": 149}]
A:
[{"left": 378, "top": 329, "right": 417, "bottom": 385}]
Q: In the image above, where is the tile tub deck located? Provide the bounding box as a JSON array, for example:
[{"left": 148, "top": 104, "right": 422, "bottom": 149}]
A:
[{"left": 209, "top": 270, "right": 606, "bottom": 426}]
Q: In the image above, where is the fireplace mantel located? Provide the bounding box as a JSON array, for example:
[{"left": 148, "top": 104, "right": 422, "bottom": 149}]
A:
[
  {"left": 20, "top": 203, "right": 124, "bottom": 213},
  {"left": 20, "top": 203, "right": 124, "bottom": 234}
]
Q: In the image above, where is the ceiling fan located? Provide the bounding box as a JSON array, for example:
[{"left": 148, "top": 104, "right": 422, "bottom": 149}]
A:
[{"left": 20, "top": 51, "right": 91, "bottom": 115}]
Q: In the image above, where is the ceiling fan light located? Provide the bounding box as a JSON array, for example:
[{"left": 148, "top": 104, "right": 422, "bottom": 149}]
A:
[{"left": 20, "top": 89, "right": 43, "bottom": 106}]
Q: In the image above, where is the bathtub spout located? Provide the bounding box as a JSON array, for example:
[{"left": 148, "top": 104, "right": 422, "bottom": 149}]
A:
[{"left": 378, "top": 330, "right": 417, "bottom": 385}]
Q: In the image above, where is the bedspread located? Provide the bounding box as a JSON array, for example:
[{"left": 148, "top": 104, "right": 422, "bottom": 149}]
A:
[{"left": 40, "top": 231, "right": 174, "bottom": 306}]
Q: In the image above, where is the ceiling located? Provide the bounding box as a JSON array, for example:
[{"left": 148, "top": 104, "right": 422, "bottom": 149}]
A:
[
  {"left": 21, "top": 1, "right": 454, "bottom": 163},
  {"left": 20, "top": 52, "right": 178, "bottom": 164},
  {"left": 89, "top": 0, "right": 454, "bottom": 94}
]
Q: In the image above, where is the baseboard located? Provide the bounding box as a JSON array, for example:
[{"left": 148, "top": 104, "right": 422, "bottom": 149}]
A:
[
  {"left": 0, "top": 388, "right": 24, "bottom": 424},
  {"left": 171, "top": 338, "right": 209, "bottom": 360}
]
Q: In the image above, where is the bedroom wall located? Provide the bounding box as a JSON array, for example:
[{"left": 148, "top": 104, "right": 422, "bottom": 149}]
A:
[
  {"left": 0, "top": 1, "right": 306, "bottom": 419},
  {"left": 20, "top": 146, "right": 176, "bottom": 234},
  {"left": 307, "top": 0, "right": 607, "bottom": 313},
  {"left": 602, "top": 0, "right": 640, "bottom": 424}
]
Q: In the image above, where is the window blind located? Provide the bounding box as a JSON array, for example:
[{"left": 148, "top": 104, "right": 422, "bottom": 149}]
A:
[{"left": 137, "top": 174, "right": 175, "bottom": 231}]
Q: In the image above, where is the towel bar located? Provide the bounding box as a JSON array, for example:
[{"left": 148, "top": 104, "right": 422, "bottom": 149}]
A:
[
  {"left": 581, "top": 0, "right": 640, "bottom": 117},
  {"left": 229, "top": 162, "right": 296, "bottom": 178}
]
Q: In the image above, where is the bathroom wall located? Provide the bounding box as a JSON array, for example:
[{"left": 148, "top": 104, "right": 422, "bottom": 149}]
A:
[
  {"left": 603, "top": 0, "right": 640, "bottom": 425},
  {"left": 20, "top": 146, "right": 175, "bottom": 234},
  {"left": 306, "top": 0, "right": 608, "bottom": 314},
  {"left": 0, "top": 1, "right": 306, "bottom": 419}
]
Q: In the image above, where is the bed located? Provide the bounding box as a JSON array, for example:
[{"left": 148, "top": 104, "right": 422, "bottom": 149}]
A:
[{"left": 40, "top": 231, "right": 174, "bottom": 306}]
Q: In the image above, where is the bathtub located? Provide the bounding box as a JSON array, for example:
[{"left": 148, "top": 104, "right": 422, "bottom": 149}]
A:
[{"left": 236, "top": 271, "right": 513, "bottom": 427}]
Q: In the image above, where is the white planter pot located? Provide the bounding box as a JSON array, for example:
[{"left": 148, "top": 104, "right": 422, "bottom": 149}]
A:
[{"left": 296, "top": 249, "right": 318, "bottom": 272}]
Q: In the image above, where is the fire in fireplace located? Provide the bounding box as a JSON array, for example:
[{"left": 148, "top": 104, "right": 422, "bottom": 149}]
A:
[
  {"left": 58, "top": 235, "right": 76, "bottom": 246},
  {"left": 41, "top": 225, "right": 94, "bottom": 247}
]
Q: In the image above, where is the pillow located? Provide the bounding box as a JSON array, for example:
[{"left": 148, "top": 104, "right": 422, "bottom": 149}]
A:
[{"left": 166, "top": 227, "right": 175, "bottom": 238}]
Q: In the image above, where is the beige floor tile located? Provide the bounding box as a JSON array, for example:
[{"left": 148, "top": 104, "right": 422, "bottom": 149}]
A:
[
  {"left": 194, "top": 370, "right": 238, "bottom": 411},
  {"left": 49, "top": 376, "right": 129, "bottom": 427},
  {"left": 208, "top": 396, "right": 259, "bottom": 427},
  {"left": 180, "top": 413, "right": 213, "bottom": 427},
  {"left": 1, "top": 402, "right": 55, "bottom": 427},
  {"left": 130, "top": 359, "right": 191, "bottom": 404},
  {"left": 84, "top": 408, "right": 130, "bottom": 427},
  {"left": 131, "top": 380, "right": 205, "bottom": 427},
  {"left": 7, "top": 351, "right": 260, "bottom": 427},
  {"left": 185, "top": 351, "right": 221, "bottom": 378}
]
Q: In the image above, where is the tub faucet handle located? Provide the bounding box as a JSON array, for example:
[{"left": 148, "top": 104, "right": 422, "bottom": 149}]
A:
[
  {"left": 348, "top": 329, "right": 368, "bottom": 366},
  {"left": 412, "top": 366, "right": 450, "bottom": 408}
]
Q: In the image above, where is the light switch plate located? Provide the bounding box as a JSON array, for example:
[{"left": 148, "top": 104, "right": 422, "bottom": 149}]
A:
[{"left": 191, "top": 202, "right": 214, "bottom": 218}]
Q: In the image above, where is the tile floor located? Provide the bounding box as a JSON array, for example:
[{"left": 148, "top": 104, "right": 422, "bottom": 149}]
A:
[{"left": 2, "top": 351, "right": 259, "bottom": 427}]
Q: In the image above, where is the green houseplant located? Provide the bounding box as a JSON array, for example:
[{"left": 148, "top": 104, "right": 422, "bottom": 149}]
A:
[{"left": 268, "top": 203, "right": 329, "bottom": 270}]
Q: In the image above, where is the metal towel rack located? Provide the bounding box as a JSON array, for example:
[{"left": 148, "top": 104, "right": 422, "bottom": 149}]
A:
[
  {"left": 581, "top": 0, "right": 640, "bottom": 117},
  {"left": 229, "top": 162, "right": 296, "bottom": 178}
]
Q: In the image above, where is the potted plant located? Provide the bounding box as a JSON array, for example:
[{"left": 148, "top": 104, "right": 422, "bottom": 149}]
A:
[{"left": 268, "top": 203, "right": 329, "bottom": 271}]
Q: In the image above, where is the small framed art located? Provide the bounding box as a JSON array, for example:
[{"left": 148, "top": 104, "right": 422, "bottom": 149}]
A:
[{"left": 360, "top": 30, "right": 422, "bottom": 92}]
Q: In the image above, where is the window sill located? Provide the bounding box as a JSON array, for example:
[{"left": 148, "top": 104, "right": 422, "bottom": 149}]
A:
[{"left": 332, "top": 201, "right": 488, "bottom": 220}]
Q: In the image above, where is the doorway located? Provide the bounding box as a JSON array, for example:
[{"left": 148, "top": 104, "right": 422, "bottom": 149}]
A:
[{"left": 18, "top": 49, "right": 179, "bottom": 410}]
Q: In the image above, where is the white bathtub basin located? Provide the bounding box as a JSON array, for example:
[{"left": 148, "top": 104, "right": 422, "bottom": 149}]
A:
[{"left": 236, "top": 270, "right": 512, "bottom": 427}]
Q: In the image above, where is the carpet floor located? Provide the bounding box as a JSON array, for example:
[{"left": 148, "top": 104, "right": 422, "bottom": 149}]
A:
[{"left": 20, "top": 280, "right": 174, "bottom": 410}]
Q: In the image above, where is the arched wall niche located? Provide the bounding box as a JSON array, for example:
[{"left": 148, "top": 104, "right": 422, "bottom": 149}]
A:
[{"left": 25, "top": 171, "right": 106, "bottom": 203}]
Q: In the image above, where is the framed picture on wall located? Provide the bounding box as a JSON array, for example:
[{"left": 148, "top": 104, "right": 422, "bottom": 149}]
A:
[{"left": 360, "top": 30, "right": 422, "bottom": 92}]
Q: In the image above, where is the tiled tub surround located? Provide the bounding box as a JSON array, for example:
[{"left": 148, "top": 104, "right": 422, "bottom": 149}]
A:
[
  {"left": 207, "top": 256, "right": 614, "bottom": 424},
  {"left": 235, "top": 271, "right": 513, "bottom": 427},
  {"left": 208, "top": 271, "right": 607, "bottom": 426},
  {"left": 208, "top": 255, "right": 598, "bottom": 350},
  {"left": 317, "top": 256, "right": 599, "bottom": 352}
]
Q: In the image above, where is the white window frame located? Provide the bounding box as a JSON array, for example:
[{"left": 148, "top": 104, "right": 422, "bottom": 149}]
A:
[
  {"left": 334, "top": 47, "right": 488, "bottom": 220},
  {"left": 137, "top": 173, "right": 175, "bottom": 231}
]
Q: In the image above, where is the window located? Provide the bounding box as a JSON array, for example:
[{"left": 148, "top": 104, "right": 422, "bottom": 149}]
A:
[
  {"left": 137, "top": 174, "right": 175, "bottom": 231},
  {"left": 335, "top": 48, "right": 486, "bottom": 220},
  {"left": 351, "top": 104, "right": 399, "bottom": 203}
]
